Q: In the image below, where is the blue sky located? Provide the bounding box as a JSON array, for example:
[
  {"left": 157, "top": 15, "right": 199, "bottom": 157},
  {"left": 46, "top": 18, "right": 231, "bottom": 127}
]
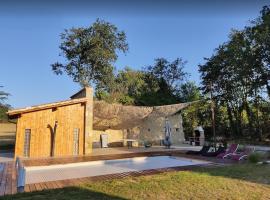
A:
[{"left": 0, "top": 1, "right": 268, "bottom": 108}]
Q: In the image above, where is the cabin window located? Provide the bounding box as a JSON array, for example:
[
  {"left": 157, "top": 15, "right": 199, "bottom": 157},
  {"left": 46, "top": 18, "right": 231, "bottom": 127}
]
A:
[
  {"left": 24, "top": 129, "right": 31, "bottom": 157},
  {"left": 73, "top": 128, "right": 79, "bottom": 155}
]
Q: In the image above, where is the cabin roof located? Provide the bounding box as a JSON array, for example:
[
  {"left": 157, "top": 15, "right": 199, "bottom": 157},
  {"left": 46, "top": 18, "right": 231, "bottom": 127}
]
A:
[
  {"left": 7, "top": 98, "right": 88, "bottom": 116},
  {"left": 70, "top": 88, "right": 86, "bottom": 99}
]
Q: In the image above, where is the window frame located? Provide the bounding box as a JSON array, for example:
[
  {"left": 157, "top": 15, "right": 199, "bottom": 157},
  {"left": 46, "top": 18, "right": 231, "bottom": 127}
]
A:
[
  {"left": 73, "top": 128, "right": 80, "bottom": 155},
  {"left": 23, "top": 129, "right": 31, "bottom": 157}
]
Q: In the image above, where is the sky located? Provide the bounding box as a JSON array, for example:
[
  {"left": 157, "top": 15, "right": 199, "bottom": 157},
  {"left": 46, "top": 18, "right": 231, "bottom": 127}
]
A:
[{"left": 0, "top": 0, "right": 269, "bottom": 108}]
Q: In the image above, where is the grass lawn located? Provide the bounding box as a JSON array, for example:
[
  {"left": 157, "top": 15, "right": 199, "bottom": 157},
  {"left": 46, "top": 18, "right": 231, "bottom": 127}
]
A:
[{"left": 2, "top": 164, "right": 270, "bottom": 200}]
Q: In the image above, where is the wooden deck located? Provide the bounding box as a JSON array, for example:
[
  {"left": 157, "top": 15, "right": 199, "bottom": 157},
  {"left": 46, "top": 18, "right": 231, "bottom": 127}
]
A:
[
  {"left": 23, "top": 150, "right": 189, "bottom": 167},
  {"left": 0, "top": 149, "right": 236, "bottom": 196},
  {"left": 24, "top": 162, "right": 226, "bottom": 193},
  {"left": 21, "top": 147, "right": 202, "bottom": 167},
  {"left": 0, "top": 162, "right": 17, "bottom": 196}
]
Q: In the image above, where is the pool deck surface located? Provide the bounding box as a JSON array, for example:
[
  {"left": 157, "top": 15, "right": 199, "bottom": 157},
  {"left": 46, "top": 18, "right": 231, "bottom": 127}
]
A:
[{"left": 0, "top": 146, "right": 237, "bottom": 196}]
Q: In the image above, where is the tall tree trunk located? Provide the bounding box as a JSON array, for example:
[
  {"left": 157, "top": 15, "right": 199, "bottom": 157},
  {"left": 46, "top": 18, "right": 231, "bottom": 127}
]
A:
[
  {"left": 267, "top": 84, "right": 270, "bottom": 99},
  {"left": 254, "top": 92, "right": 262, "bottom": 141},
  {"left": 243, "top": 99, "right": 254, "bottom": 132},
  {"left": 226, "top": 103, "right": 235, "bottom": 137},
  {"left": 232, "top": 108, "right": 242, "bottom": 138}
]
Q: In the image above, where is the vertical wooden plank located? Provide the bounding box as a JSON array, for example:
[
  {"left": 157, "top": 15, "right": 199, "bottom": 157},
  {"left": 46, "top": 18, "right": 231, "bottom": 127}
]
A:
[
  {"left": 14, "top": 101, "right": 86, "bottom": 158},
  {"left": 11, "top": 162, "right": 17, "bottom": 194},
  {"left": 14, "top": 118, "right": 22, "bottom": 158},
  {"left": 0, "top": 163, "right": 7, "bottom": 196},
  {"left": 28, "top": 184, "right": 36, "bottom": 192},
  {"left": 4, "top": 162, "right": 12, "bottom": 195},
  {"left": 24, "top": 185, "right": 30, "bottom": 192},
  {"left": 34, "top": 183, "right": 42, "bottom": 191}
]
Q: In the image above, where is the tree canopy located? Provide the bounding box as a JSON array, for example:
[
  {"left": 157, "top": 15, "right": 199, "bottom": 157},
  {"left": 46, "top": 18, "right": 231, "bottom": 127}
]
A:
[
  {"left": 96, "top": 67, "right": 146, "bottom": 105},
  {"left": 96, "top": 58, "right": 189, "bottom": 106},
  {"left": 199, "top": 5, "right": 270, "bottom": 140},
  {"left": 0, "top": 86, "right": 10, "bottom": 122},
  {"left": 0, "top": 86, "right": 9, "bottom": 103},
  {"left": 178, "top": 81, "right": 201, "bottom": 102},
  {"left": 52, "top": 19, "right": 128, "bottom": 87}
]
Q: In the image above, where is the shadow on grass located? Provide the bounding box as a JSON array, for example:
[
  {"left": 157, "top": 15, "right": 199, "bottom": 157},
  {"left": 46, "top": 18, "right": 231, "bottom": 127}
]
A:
[
  {"left": 191, "top": 163, "right": 270, "bottom": 185},
  {"left": 0, "top": 186, "right": 128, "bottom": 200}
]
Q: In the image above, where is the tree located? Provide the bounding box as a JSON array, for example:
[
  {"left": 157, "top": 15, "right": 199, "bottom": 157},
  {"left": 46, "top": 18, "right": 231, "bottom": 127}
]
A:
[
  {"left": 0, "top": 105, "right": 9, "bottom": 122},
  {"left": 0, "top": 86, "right": 10, "bottom": 122},
  {"left": 199, "top": 6, "right": 270, "bottom": 140},
  {"left": 96, "top": 67, "right": 146, "bottom": 105},
  {"left": 247, "top": 6, "right": 270, "bottom": 97},
  {"left": 52, "top": 19, "right": 129, "bottom": 87},
  {"left": 182, "top": 100, "right": 211, "bottom": 139},
  {"left": 178, "top": 81, "right": 201, "bottom": 102},
  {"left": 95, "top": 58, "right": 188, "bottom": 106},
  {"left": 144, "top": 58, "right": 187, "bottom": 93},
  {"left": 199, "top": 38, "right": 256, "bottom": 137},
  {"left": 138, "top": 58, "right": 187, "bottom": 106},
  {"left": 0, "top": 86, "right": 9, "bottom": 103}
]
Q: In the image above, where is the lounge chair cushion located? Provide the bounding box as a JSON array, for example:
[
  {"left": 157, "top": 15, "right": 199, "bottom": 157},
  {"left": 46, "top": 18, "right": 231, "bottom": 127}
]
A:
[
  {"left": 202, "top": 146, "right": 226, "bottom": 157},
  {"left": 186, "top": 146, "right": 210, "bottom": 155}
]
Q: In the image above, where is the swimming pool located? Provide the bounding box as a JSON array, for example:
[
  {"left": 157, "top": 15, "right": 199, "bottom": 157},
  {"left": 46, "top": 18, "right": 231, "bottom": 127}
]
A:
[{"left": 24, "top": 156, "right": 209, "bottom": 184}]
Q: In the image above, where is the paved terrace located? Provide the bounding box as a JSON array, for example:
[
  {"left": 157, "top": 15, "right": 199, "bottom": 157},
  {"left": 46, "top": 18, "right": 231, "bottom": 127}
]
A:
[
  {"left": 91, "top": 145, "right": 202, "bottom": 156},
  {"left": 0, "top": 146, "right": 236, "bottom": 196}
]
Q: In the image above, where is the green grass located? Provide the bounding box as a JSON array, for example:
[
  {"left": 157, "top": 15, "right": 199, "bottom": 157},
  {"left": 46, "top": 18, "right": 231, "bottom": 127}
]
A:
[{"left": 2, "top": 164, "right": 270, "bottom": 200}]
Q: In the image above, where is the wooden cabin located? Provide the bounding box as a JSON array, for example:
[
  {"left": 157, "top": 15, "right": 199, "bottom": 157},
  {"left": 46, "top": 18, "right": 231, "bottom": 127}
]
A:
[{"left": 7, "top": 98, "right": 90, "bottom": 158}]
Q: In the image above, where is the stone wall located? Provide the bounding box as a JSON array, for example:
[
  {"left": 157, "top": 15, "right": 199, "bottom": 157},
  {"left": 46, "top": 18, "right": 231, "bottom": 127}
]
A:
[
  {"left": 92, "top": 129, "right": 125, "bottom": 148},
  {"left": 70, "top": 87, "right": 185, "bottom": 150},
  {"left": 93, "top": 113, "right": 185, "bottom": 147},
  {"left": 128, "top": 113, "right": 185, "bottom": 145}
]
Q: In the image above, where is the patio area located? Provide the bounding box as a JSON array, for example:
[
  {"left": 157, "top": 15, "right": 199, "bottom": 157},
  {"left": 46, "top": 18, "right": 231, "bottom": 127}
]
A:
[
  {"left": 20, "top": 149, "right": 235, "bottom": 194},
  {"left": 91, "top": 145, "right": 202, "bottom": 156},
  {"left": 0, "top": 145, "right": 235, "bottom": 196}
]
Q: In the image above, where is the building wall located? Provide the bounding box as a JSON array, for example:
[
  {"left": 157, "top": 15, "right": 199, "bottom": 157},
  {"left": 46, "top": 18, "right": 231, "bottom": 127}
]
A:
[
  {"left": 92, "top": 113, "right": 185, "bottom": 147},
  {"left": 127, "top": 114, "right": 185, "bottom": 145},
  {"left": 70, "top": 87, "right": 93, "bottom": 154},
  {"left": 0, "top": 122, "right": 16, "bottom": 134},
  {"left": 0, "top": 122, "right": 16, "bottom": 146},
  {"left": 15, "top": 103, "right": 85, "bottom": 158},
  {"left": 92, "top": 129, "right": 124, "bottom": 147}
]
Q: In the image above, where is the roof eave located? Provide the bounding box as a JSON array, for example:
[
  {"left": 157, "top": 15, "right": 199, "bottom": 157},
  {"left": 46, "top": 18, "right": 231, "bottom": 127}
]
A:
[{"left": 7, "top": 98, "right": 88, "bottom": 116}]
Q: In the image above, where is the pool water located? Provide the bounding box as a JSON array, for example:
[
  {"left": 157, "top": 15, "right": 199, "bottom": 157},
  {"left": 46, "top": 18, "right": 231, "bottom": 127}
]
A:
[{"left": 25, "top": 156, "right": 209, "bottom": 184}]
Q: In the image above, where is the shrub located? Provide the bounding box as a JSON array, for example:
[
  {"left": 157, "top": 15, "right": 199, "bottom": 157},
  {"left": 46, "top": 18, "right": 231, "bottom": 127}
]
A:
[
  {"left": 248, "top": 152, "right": 262, "bottom": 163},
  {"left": 264, "top": 151, "right": 270, "bottom": 159},
  {"left": 237, "top": 145, "right": 245, "bottom": 152}
]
